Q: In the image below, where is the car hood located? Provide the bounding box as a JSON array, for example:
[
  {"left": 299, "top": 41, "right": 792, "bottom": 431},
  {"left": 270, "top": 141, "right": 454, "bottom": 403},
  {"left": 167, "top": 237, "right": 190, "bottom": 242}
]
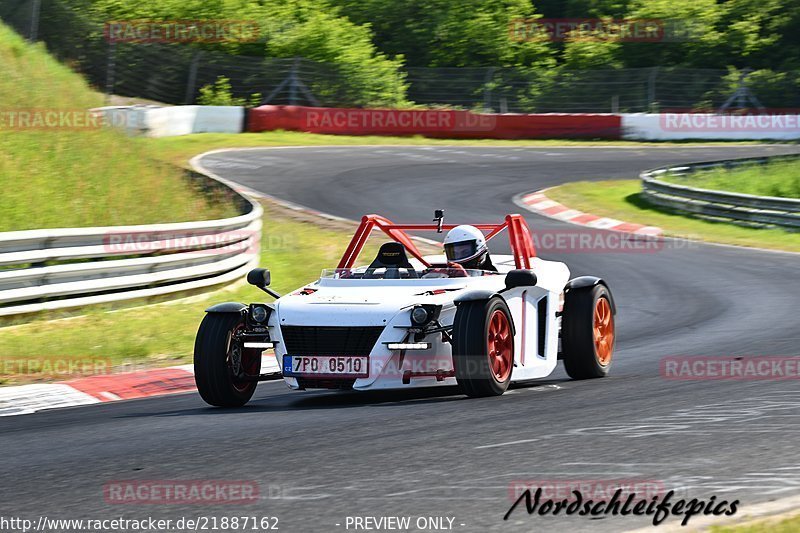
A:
[{"left": 275, "top": 284, "right": 469, "bottom": 327}]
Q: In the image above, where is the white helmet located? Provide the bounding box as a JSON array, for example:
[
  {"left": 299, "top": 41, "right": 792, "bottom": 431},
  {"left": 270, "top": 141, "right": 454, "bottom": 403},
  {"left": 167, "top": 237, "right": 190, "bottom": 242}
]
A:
[{"left": 443, "top": 225, "right": 488, "bottom": 266}]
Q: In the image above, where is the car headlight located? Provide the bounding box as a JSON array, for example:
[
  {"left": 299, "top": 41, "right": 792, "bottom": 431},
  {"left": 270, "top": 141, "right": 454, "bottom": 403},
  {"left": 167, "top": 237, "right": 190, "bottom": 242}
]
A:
[
  {"left": 411, "top": 306, "right": 430, "bottom": 325},
  {"left": 250, "top": 305, "right": 269, "bottom": 323}
]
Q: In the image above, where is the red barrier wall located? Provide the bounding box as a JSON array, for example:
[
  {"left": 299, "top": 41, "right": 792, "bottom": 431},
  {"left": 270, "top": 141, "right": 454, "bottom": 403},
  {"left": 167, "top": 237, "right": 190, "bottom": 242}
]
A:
[{"left": 246, "top": 105, "right": 621, "bottom": 139}]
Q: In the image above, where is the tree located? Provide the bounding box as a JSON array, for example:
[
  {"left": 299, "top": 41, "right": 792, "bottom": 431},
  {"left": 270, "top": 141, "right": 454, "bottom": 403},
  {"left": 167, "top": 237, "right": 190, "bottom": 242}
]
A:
[
  {"left": 329, "top": 0, "right": 554, "bottom": 68},
  {"left": 88, "top": 0, "right": 408, "bottom": 106}
]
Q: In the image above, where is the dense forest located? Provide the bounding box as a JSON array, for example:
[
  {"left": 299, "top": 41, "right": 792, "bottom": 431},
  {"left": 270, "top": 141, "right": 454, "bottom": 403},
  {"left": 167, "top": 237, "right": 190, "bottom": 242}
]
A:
[
  {"left": 2, "top": 0, "right": 798, "bottom": 109},
  {"left": 84, "top": 0, "right": 800, "bottom": 69}
]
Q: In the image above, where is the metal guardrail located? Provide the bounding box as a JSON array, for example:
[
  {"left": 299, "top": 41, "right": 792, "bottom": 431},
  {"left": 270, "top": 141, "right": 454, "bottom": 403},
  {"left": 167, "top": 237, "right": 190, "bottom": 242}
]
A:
[
  {"left": 641, "top": 154, "right": 800, "bottom": 228},
  {"left": 0, "top": 170, "right": 262, "bottom": 317}
]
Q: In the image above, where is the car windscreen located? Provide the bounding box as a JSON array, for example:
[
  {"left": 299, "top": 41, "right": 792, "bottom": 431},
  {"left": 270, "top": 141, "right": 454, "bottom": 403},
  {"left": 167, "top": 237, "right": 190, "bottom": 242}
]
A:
[{"left": 320, "top": 267, "right": 494, "bottom": 280}]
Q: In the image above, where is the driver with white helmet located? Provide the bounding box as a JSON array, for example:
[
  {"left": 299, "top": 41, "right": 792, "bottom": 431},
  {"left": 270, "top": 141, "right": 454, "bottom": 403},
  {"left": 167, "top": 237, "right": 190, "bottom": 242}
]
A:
[{"left": 443, "top": 225, "right": 496, "bottom": 272}]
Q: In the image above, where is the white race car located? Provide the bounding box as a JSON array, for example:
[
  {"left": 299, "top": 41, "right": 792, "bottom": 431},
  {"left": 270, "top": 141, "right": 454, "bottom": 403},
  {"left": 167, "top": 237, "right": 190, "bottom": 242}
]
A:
[{"left": 194, "top": 212, "right": 616, "bottom": 407}]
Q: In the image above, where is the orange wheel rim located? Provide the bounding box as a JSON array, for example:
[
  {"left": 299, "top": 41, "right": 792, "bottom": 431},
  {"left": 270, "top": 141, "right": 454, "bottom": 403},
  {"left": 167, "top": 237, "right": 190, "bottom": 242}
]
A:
[
  {"left": 593, "top": 297, "right": 614, "bottom": 366},
  {"left": 487, "top": 310, "right": 513, "bottom": 382}
]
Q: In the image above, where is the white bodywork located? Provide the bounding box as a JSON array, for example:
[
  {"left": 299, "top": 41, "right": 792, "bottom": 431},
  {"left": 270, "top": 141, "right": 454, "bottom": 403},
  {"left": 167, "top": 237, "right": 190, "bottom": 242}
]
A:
[{"left": 268, "top": 254, "right": 570, "bottom": 390}]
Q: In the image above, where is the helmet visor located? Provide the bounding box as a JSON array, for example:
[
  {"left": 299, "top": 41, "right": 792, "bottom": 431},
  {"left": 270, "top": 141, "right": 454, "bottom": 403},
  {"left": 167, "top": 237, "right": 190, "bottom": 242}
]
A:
[{"left": 444, "top": 240, "right": 479, "bottom": 263}]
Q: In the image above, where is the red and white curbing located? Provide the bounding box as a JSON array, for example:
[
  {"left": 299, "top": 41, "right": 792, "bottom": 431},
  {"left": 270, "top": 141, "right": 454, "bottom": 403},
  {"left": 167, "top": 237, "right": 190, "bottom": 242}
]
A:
[
  {"left": 519, "top": 190, "right": 663, "bottom": 237},
  {"left": 0, "top": 365, "right": 196, "bottom": 417},
  {"left": 0, "top": 357, "right": 283, "bottom": 417},
  {"left": 0, "top": 358, "right": 282, "bottom": 417}
]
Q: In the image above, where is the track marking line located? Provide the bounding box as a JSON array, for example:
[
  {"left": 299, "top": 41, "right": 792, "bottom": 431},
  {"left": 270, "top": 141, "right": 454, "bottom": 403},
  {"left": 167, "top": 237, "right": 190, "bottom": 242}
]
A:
[{"left": 475, "top": 438, "right": 538, "bottom": 449}]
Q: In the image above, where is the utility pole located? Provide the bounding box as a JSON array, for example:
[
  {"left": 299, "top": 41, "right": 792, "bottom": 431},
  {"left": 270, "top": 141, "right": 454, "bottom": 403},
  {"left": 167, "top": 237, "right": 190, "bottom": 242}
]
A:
[
  {"left": 105, "top": 42, "right": 116, "bottom": 105},
  {"left": 260, "top": 57, "right": 320, "bottom": 106},
  {"left": 29, "top": 0, "right": 42, "bottom": 42},
  {"left": 718, "top": 68, "right": 765, "bottom": 112},
  {"left": 185, "top": 51, "right": 204, "bottom": 104},
  {"left": 483, "top": 67, "right": 496, "bottom": 112},
  {"left": 647, "top": 67, "right": 658, "bottom": 112}
]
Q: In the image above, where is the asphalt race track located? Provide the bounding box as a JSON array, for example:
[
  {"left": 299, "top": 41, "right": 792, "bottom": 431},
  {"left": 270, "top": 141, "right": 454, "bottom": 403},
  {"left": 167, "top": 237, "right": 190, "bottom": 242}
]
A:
[{"left": 3, "top": 145, "right": 800, "bottom": 532}]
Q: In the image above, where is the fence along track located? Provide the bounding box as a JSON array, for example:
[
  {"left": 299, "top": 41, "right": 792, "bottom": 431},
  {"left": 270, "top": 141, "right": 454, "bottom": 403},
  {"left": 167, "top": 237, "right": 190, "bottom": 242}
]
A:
[{"left": 641, "top": 154, "right": 800, "bottom": 228}]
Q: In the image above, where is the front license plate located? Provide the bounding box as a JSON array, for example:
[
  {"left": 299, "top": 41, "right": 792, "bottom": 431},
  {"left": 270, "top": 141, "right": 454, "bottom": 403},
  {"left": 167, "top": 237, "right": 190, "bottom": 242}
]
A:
[{"left": 283, "top": 355, "right": 369, "bottom": 378}]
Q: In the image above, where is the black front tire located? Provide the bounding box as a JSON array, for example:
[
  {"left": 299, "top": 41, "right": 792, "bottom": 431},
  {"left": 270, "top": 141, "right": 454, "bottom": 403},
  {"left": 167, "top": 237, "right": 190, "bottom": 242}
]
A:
[
  {"left": 562, "top": 284, "right": 615, "bottom": 379},
  {"left": 452, "top": 297, "right": 514, "bottom": 397},
  {"left": 194, "top": 312, "right": 258, "bottom": 407}
]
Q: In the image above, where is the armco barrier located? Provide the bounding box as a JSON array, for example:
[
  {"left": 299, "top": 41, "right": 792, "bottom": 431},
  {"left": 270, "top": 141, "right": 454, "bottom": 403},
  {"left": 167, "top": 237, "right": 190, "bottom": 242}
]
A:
[
  {"left": 641, "top": 154, "right": 800, "bottom": 228},
  {"left": 95, "top": 106, "right": 800, "bottom": 141},
  {"left": 246, "top": 105, "right": 621, "bottom": 139},
  {"left": 93, "top": 105, "right": 245, "bottom": 137},
  {"left": 0, "top": 170, "right": 262, "bottom": 317},
  {"left": 622, "top": 113, "right": 800, "bottom": 141}
]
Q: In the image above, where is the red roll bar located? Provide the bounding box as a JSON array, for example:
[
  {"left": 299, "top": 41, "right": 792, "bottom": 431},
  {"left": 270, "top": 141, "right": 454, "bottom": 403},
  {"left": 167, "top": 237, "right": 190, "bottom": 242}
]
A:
[{"left": 337, "top": 214, "right": 537, "bottom": 270}]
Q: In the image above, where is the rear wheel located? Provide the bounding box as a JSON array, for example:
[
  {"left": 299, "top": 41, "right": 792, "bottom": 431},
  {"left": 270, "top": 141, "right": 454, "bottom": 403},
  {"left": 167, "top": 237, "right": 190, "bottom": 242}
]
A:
[
  {"left": 194, "top": 312, "right": 260, "bottom": 407},
  {"left": 562, "top": 284, "right": 615, "bottom": 379},
  {"left": 452, "top": 297, "right": 514, "bottom": 397}
]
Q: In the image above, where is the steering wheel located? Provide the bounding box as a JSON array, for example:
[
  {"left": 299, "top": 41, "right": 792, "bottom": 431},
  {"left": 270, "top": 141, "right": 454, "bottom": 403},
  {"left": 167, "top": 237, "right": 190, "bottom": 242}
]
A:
[
  {"left": 423, "top": 262, "right": 468, "bottom": 278},
  {"left": 447, "top": 262, "right": 468, "bottom": 277}
]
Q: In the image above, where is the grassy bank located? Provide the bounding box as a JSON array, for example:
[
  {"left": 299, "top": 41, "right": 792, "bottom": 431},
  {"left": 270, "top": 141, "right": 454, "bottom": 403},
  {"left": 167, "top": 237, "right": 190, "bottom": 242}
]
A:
[
  {"left": 662, "top": 159, "right": 800, "bottom": 199},
  {"left": 0, "top": 200, "right": 393, "bottom": 384},
  {"left": 546, "top": 179, "right": 800, "bottom": 252},
  {"left": 712, "top": 513, "right": 800, "bottom": 532},
  {"left": 0, "top": 23, "right": 234, "bottom": 231}
]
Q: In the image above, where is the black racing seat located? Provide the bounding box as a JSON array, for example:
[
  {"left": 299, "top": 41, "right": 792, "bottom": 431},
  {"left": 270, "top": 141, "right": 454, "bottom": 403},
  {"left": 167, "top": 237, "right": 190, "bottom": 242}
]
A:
[{"left": 363, "top": 242, "right": 419, "bottom": 279}]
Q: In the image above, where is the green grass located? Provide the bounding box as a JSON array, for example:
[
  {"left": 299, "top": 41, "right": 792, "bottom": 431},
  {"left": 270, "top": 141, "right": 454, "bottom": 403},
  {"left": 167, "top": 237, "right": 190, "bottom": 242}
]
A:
[
  {"left": 546, "top": 179, "right": 800, "bottom": 252},
  {"left": 662, "top": 160, "right": 800, "bottom": 199},
  {"left": 711, "top": 514, "right": 800, "bottom": 532},
  {"left": 0, "top": 202, "right": 389, "bottom": 384},
  {"left": 0, "top": 23, "right": 234, "bottom": 231},
  {"left": 142, "top": 131, "right": 771, "bottom": 168}
]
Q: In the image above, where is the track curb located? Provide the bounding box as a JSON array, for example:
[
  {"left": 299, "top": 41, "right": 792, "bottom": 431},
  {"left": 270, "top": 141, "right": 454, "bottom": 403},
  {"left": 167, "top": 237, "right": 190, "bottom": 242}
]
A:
[
  {"left": 514, "top": 188, "right": 664, "bottom": 237},
  {"left": 0, "top": 365, "right": 195, "bottom": 416}
]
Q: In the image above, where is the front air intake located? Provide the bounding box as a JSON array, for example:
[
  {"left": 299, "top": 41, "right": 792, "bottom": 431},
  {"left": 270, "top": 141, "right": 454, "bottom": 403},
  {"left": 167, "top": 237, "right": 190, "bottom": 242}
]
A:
[{"left": 280, "top": 326, "right": 385, "bottom": 356}]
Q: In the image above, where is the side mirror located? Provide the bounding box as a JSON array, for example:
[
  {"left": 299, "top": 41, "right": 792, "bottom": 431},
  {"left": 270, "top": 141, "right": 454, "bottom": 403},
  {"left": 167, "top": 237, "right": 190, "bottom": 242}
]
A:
[
  {"left": 247, "top": 268, "right": 281, "bottom": 299},
  {"left": 505, "top": 269, "right": 538, "bottom": 290},
  {"left": 247, "top": 268, "right": 271, "bottom": 288}
]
